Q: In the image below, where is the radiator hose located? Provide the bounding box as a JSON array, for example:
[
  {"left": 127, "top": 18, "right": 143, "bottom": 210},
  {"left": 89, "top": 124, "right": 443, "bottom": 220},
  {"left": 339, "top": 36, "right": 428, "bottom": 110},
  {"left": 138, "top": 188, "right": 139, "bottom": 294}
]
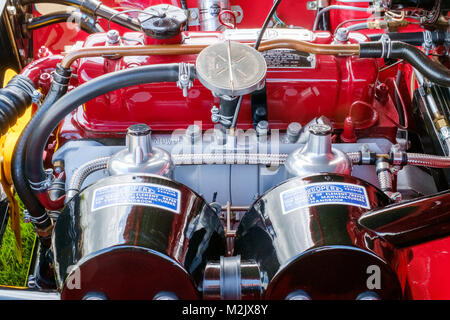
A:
[
  {"left": 11, "top": 65, "right": 71, "bottom": 241},
  {"left": 359, "top": 41, "right": 450, "bottom": 87},
  {"left": 23, "top": 63, "right": 195, "bottom": 211}
]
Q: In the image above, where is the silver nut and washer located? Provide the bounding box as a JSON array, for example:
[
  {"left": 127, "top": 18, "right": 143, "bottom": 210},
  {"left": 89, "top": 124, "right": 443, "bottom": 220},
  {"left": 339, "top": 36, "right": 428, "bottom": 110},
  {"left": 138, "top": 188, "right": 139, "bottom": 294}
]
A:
[
  {"left": 335, "top": 28, "right": 349, "bottom": 42},
  {"left": 128, "top": 123, "right": 151, "bottom": 136},
  {"left": 256, "top": 120, "right": 269, "bottom": 136},
  {"left": 107, "top": 30, "right": 120, "bottom": 44},
  {"left": 309, "top": 123, "right": 332, "bottom": 135}
]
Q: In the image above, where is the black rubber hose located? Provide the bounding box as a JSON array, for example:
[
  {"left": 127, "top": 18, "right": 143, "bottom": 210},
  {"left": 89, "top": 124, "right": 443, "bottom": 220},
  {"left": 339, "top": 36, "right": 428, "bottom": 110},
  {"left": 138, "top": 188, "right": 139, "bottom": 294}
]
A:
[
  {"left": 219, "top": 98, "right": 238, "bottom": 128},
  {"left": 26, "top": 12, "right": 72, "bottom": 30},
  {"left": 11, "top": 65, "right": 71, "bottom": 237},
  {"left": 367, "top": 31, "right": 448, "bottom": 46},
  {"left": 0, "top": 75, "right": 35, "bottom": 135},
  {"left": 25, "top": 64, "right": 195, "bottom": 192},
  {"left": 26, "top": 11, "right": 101, "bottom": 33},
  {"left": 360, "top": 41, "right": 450, "bottom": 87},
  {"left": 20, "top": 0, "right": 140, "bottom": 31}
]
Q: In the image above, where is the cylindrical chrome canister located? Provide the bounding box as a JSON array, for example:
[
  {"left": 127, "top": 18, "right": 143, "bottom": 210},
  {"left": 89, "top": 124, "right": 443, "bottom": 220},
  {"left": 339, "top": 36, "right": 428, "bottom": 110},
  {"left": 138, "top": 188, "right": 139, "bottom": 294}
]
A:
[
  {"left": 234, "top": 173, "right": 403, "bottom": 300},
  {"left": 198, "top": 0, "right": 230, "bottom": 31},
  {"left": 53, "top": 174, "right": 226, "bottom": 300}
]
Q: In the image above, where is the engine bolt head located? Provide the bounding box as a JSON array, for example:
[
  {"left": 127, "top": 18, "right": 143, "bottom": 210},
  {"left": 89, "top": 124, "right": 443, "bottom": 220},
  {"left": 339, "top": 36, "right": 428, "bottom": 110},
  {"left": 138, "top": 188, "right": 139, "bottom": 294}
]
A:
[
  {"left": 106, "top": 29, "right": 120, "bottom": 44},
  {"left": 335, "top": 27, "right": 350, "bottom": 42},
  {"left": 127, "top": 123, "right": 151, "bottom": 136},
  {"left": 256, "top": 120, "right": 269, "bottom": 135},
  {"left": 308, "top": 123, "right": 332, "bottom": 135},
  {"left": 287, "top": 122, "right": 302, "bottom": 143}
]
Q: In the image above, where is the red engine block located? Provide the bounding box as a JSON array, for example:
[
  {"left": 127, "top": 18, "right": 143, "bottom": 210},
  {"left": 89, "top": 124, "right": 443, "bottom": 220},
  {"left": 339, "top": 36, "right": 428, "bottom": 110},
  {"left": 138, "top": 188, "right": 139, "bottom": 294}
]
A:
[{"left": 56, "top": 29, "right": 399, "bottom": 143}]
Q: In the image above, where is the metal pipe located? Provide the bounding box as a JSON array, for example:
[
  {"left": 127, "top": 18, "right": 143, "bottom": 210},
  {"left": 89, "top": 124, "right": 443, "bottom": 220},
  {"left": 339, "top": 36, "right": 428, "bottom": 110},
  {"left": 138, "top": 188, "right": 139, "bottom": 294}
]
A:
[
  {"left": 172, "top": 153, "right": 288, "bottom": 165},
  {"left": 406, "top": 153, "right": 450, "bottom": 168},
  {"left": 60, "top": 44, "right": 206, "bottom": 68},
  {"left": 60, "top": 39, "right": 361, "bottom": 68},
  {"left": 313, "top": 5, "right": 376, "bottom": 31}
]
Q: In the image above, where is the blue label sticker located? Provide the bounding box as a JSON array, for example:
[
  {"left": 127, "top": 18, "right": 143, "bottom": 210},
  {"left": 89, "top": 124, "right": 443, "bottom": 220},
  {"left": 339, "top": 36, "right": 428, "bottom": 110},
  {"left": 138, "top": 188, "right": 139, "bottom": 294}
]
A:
[
  {"left": 91, "top": 183, "right": 181, "bottom": 214},
  {"left": 280, "top": 182, "right": 370, "bottom": 214}
]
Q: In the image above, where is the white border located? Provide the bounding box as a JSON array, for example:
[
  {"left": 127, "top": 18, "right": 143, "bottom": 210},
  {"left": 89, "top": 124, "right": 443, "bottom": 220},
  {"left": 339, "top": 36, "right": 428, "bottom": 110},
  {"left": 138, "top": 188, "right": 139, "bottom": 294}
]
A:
[
  {"left": 280, "top": 182, "right": 371, "bottom": 215},
  {"left": 91, "top": 183, "right": 181, "bottom": 214}
]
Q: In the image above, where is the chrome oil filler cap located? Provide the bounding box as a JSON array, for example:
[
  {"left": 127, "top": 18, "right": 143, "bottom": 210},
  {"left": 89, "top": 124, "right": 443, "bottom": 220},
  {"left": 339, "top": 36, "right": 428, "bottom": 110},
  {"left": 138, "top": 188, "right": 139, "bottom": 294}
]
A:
[{"left": 195, "top": 41, "right": 267, "bottom": 98}]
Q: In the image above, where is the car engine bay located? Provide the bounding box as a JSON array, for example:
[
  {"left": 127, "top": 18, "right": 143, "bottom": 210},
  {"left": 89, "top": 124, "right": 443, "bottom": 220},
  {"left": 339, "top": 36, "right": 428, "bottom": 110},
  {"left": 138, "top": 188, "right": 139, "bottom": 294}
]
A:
[{"left": 0, "top": 0, "right": 449, "bottom": 300}]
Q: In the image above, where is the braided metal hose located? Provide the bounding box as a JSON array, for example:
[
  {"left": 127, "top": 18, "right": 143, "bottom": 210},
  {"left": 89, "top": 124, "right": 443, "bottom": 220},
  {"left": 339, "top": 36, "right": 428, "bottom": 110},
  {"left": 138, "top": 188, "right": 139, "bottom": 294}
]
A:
[
  {"left": 66, "top": 157, "right": 110, "bottom": 202},
  {"left": 172, "top": 153, "right": 289, "bottom": 165},
  {"left": 406, "top": 153, "right": 450, "bottom": 168}
]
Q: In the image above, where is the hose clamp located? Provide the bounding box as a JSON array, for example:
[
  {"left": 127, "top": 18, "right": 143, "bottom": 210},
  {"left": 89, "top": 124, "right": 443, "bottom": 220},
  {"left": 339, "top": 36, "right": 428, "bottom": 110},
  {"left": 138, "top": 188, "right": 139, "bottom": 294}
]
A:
[
  {"left": 423, "top": 30, "right": 433, "bottom": 54},
  {"left": 379, "top": 34, "right": 391, "bottom": 59},
  {"left": 177, "top": 62, "right": 193, "bottom": 98},
  {"left": 29, "top": 169, "right": 55, "bottom": 192},
  {"left": 8, "top": 77, "right": 43, "bottom": 107}
]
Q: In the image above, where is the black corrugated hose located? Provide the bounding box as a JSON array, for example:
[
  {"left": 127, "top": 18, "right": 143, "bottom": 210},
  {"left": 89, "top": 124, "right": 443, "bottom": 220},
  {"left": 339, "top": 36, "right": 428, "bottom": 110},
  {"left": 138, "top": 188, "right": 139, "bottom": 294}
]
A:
[{"left": 0, "top": 75, "right": 35, "bottom": 135}]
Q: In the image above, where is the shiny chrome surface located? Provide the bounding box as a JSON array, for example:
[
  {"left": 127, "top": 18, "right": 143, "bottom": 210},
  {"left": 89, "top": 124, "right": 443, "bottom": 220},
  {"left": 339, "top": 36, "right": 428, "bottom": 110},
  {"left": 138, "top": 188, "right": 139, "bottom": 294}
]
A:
[
  {"left": 0, "top": 287, "right": 60, "bottom": 300},
  {"left": 53, "top": 174, "right": 226, "bottom": 299},
  {"left": 285, "top": 123, "right": 352, "bottom": 178},
  {"left": 196, "top": 41, "right": 267, "bottom": 97},
  {"left": 358, "top": 189, "right": 450, "bottom": 248},
  {"left": 108, "top": 124, "right": 174, "bottom": 178},
  {"left": 198, "top": 0, "right": 230, "bottom": 31},
  {"left": 234, "top": 174, "right": 402, "bottom": 299}
]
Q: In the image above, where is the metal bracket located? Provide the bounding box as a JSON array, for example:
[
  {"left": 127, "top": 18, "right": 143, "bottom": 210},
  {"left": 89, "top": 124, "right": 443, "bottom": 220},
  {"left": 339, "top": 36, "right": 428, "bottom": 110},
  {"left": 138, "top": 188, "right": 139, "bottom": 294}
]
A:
[{"left": 177, "top": 63, "right": 193, "bottom": 98}]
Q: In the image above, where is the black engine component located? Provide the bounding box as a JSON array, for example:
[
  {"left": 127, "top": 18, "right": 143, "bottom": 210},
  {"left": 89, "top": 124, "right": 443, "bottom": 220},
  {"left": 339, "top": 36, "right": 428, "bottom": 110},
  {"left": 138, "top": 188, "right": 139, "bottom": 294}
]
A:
[
  {"left": 0, "top": 75, "right": 35, "bottom": 135},
  {"left": 411, "top": 85, "right": 450, "bottom": 190}
]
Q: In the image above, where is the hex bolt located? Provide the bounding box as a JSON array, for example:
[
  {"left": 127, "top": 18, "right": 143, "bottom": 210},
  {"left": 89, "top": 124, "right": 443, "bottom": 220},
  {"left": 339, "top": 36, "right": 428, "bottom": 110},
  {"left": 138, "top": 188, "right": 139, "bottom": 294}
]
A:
[
  {"left": 185, "top": 124, "right": 202, "bottom": 144},
  {"left": 256, "top": 120, "right": 269, "bottom": 136},
  {"left": 286, "top": 122, "right": 302, "bottom": 143},
  {"left": 106, "top": 30, "right": 120, "bottom": 44},
  {"left": 335, "top": 28, "right": 349, "bottom": 43}
]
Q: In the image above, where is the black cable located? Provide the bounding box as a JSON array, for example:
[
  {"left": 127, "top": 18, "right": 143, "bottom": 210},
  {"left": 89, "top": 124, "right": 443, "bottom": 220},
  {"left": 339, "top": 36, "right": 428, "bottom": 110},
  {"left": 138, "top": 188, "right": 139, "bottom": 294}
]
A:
[
  {"left": 20, "top": 0, "right": 141, "bottom": 31},
  {"left": 180, "top": 0, "right": 188, "bottom": 31},
  {"left": 254, "top": 0, "right": 283, "bottom": 51},
  {"left": 26, "top": 11, "right": 101, "bottom": 33},
  {"left": 231, "top": 0, "right": 283, "bottom": 130}
]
